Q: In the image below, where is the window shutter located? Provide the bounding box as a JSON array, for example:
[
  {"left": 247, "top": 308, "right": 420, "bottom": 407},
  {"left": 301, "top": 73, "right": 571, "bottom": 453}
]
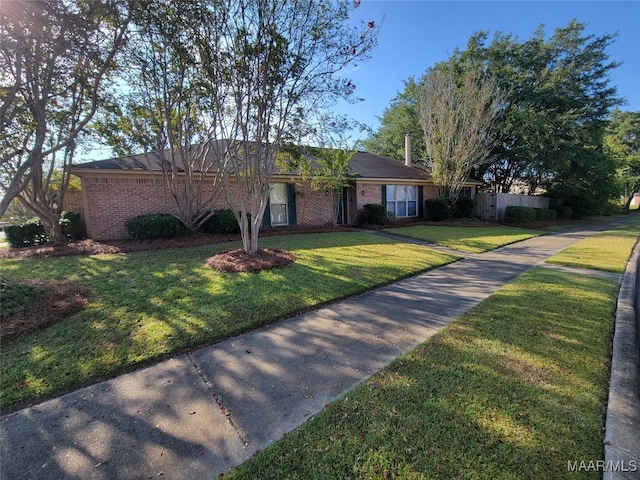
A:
[
  {"left": 287, "top": 183, "right": 297, "bottom": 226},
  {"left": 381, "top": 185, "right": 387, "bottom": 206},
  {"left": 418, "top": 186, "right": 424, "bottom": 218},
  {"left": 262, "top": 199, "right": 272, "bottom": 228}
]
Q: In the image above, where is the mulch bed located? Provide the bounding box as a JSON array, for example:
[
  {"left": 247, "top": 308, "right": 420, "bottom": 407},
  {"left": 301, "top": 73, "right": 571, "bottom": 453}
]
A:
[
  {"left": 206, "top": 247, "right": 296, "bottom": 273},
  {"left": 0, "top": 280, "right": 90, "bottom": 342}
]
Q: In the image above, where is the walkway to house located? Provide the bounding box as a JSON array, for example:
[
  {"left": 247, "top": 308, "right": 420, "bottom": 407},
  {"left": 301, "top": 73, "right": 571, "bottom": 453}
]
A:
[{"left": 1, "top": 218, "right": 638, "bottom": 479}]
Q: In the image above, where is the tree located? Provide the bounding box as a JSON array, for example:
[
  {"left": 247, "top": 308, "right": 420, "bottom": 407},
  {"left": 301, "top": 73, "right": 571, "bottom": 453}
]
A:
[
  {"left": 94, "top": 0, "right": 223, "bottom": 231},
  {"left": 417, "top": 60, "right": 504, "bottom": 199},
  {"left": 455, "top": 21, "right": 622, "bottom": 210},
  {"left": 196, "top": 0, "right": 378, "bottom": 254},
  {"left": 0, "top": 0, "right": 130, "bottom": 243},
  {"left": 362, "top": 78, "right": 425, "bottom": 163},
  {"left": 282, "top": 114, "right": 358, "bottom": 226},
  {"left": 605, "top": 109, "right": 640, "bottom": 208}
]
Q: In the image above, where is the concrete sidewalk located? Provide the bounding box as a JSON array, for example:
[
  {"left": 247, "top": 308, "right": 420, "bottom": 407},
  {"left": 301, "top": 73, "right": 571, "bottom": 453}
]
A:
[{"left": 1, "top": 218, "right": 638, "bottom": 479}]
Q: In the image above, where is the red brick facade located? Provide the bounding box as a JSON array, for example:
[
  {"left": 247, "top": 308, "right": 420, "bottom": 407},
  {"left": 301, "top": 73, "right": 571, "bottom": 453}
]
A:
[{"left": 73, "top": 173, "right": 468, "bottom": 241}]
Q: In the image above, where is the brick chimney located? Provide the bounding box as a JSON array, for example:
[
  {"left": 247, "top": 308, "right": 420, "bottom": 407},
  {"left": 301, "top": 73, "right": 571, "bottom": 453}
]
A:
[{"left": 405, "top": 133, "right": 411, "bottom": 167}]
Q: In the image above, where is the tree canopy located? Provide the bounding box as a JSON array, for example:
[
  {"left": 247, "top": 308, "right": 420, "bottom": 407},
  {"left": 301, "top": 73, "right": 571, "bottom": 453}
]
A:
[
  {"left": 606, "top": 109, "right": 640, "bottom": 208},
  {"left": 0, "top": 0, "right": 130, "bottom": 242},
  {"left": 365, "top": 20, "right": 623, "bottom": 215}
]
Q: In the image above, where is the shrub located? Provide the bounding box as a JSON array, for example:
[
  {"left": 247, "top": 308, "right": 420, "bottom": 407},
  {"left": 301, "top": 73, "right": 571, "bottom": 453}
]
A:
[
  {"left": 504, "top": 206, "right": 536, "bottom": 224},
  {"left": 358, "top": 204, "right": 387, "bottom": 225},
  {"left": 60, "top": 211, "right": 86, "bottom": 240},
  {"left": 454, "top": 197, "right": 475, "bottom": 218},
  {"left": 553, "top": 205, "right": 573, "bottom": 219},
  {"left": 4, "top": 219, "right": 48, "bottom": 248},
  {"left": 425, "top": 197, "right": 454, "bottom": 221},
  {"left": 534, "top": 208, "right": 557, "bottom": 221},
  {"left": 124, "top": 213, "right": 184, "bottom": 240},
  {"left": 199, "top": 209, "right": 240, "bottom": 234}
]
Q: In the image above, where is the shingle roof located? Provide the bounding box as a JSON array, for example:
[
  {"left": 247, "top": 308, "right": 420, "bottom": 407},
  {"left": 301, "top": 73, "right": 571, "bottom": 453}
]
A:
[
  {"left": 71, "top": 142, "right": 430, "bottom": 181},
  {"left": 348, "top": 151, "right": 428, "bottom": 180}
]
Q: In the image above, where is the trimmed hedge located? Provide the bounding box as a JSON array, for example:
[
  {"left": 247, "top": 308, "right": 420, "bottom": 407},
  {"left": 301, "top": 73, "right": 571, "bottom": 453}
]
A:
[
  {"left": 4, "top": 211, "right": 86, "bottom": 248},
  {"left": 4, "top": 219, "right": 48, "bottom": 248},
  {"left": 454, "top": 197, "right": 475, "bottom": 218},
  {"left": 199, "top": 209, "right": 241, "bottom": 234},
  {"left": 425, "top": 198, "right": 454, "bottom": 221},
  {"left": 504, "top": 206, "right": 536, "bottom": 224},
  {"left": 358, "top": 204, "right": 387, "bottom": 225},
  {"left": 534, "top": 208, "right": 557, "bottom": 221},
  {"left": 124, "top": 213, "right": 185, "bottom": 240}
]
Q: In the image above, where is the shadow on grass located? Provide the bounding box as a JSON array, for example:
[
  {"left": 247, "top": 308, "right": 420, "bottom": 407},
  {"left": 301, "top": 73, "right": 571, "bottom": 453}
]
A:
[
  {"left": 0, "top": 232, "right": 457, "bottom": 412},
  {"left": 227, "top": 269, "right": 616, "bottom": 480}
]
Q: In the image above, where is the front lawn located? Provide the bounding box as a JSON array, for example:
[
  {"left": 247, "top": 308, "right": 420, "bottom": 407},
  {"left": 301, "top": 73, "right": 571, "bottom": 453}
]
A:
[
  {"left": 226, "top": 268, "right": 618, "bottom": 479},
  {"left": 384, "top": 225, "right": 542, "bottom": 253},
  {"left": 0, "top": 232, "right": 458, "bottom": 412},
  {"left": 546, "top": 219, "right": 640, "bottom": 273}
]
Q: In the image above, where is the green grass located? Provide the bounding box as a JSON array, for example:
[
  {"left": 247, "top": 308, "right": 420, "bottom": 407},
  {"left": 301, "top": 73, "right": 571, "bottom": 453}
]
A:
[
  {"left": 0, "top": 232, "right": 459, "bottom": 412},
  {"left": 546, "top": 219, "right": 640, "bottom": 273},
  {"left": 384, "top": 225, "right": 542, "bottom": 253},
  {"left": 226, "top": 268, "right": 617, "bottom": 480},
  {"left": 0, "top": 279, "right": 48, "bottom": 319}
]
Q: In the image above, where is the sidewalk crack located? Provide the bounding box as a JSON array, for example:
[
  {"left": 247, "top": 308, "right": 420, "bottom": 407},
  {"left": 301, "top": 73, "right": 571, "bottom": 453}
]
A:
[{"left": 187, "top": 352, "right": 249, "bottom": 448}]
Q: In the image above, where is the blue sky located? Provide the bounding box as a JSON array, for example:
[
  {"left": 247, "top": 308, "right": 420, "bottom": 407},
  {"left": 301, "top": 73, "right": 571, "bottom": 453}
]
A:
[{"left": 336, "top": 0, "right": 640, "bottom": 145}]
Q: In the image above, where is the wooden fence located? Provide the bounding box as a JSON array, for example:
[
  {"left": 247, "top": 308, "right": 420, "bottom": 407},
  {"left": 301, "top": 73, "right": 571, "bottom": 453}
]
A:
[{"left": 475, "top": 193, "right": 550, "bottom": 222}]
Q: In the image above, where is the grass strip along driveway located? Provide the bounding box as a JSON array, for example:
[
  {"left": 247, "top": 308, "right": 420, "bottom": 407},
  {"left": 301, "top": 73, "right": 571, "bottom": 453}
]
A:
[
  {"left": 1, "top": 232, "right": 463, "bottom": 412},
  {"left": 222, "top": 220, "right": 640, "bottom": 480}
]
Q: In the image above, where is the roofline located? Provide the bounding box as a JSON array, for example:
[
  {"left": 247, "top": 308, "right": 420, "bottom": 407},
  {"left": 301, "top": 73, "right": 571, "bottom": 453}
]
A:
[
  {"left": 70, "top": 166, "right": 482, "bottom": 186},
  {"left": 69, "top": 167, "right": 305, "bottom": 182}
]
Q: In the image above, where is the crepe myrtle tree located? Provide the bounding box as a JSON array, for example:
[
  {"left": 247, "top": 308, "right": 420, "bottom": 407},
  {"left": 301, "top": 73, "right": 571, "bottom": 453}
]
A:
[
  {"left": 280, "top": 114, "right": 359, "bottom": 226},
  {"left": 418, "top": 59, "right": 505, "bottom": 200},
  {"left": 94, "top": 0, "right": 224, "bottom": 231},
  {"left": 196, "top": 0, "right": 378, "bottom": 255},
  {"left": 0, "top": 0, "right": 130, "bottom": 244}
]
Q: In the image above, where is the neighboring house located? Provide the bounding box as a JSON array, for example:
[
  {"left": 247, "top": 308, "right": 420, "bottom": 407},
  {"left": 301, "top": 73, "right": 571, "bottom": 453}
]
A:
[{"left": 69, "top": 141, "right": 480, "bottom": 241}]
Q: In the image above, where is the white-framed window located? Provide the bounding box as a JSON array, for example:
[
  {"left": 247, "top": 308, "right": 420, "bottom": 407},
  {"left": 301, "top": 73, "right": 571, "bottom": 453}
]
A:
[
  {"left": 269, "top": 183, "right": 288, "bottom": 225},
  {"left": 386, "top": 185, "right": 418, "bottom": 218}
]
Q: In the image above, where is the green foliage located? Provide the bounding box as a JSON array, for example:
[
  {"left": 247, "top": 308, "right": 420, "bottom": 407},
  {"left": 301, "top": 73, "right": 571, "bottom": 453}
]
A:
[
  {"left": 199, "top": 209, "right": 241, "bottom": 234},
  {"left": 367, "top": 21, "right": 623, "bottom": 214},
  {"left": 0, "top": 279, "right": 48, "bottom": 320},
  {"left": 504, "top": 206, "right": 537, "bottom": 224},
  {"left": 454, "top": 196, "right": 475, "bottom": 218},
  {"left": 4, "top": 211, "right": 86, "bottom": 248},
  {"left": 424, "top": 197, "right": 454, "bottom": 221},
  {"left": 4, "top": 220, "right": 48, "bottom": 248},
  {"left": 124, "top": 214, "right": 185, "bottom": 240},
  {"left": 605, "top": 109, "right": 640, "bottom": 208},
  {"left": 358, "top": 204, "right": 387, "bottom": 225},
  {"left": 534, "top": 208, "right": 557, "bottom": 221},
  {"left": 60, "top": 211, "right": 86, "bottom": 240},
  {"left": 553, "top": 205, "right": 573, "bottom": 219}
]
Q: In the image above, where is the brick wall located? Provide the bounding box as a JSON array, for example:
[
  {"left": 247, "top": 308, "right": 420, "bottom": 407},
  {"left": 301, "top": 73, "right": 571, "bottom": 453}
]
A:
[
  {"left": 80, "top": 176, "right": 339, "bottom": 240},
  {"left": 293, "top": 183, "right": 334, "bottom": 227},
  {"left": 79, "top": 174, "right": 445, "bottom": 240},
  {"left": 62, "top": 192, "right": 84, "bottom": 216},
  {"left": 355, "top": 183, "right": 383, "bottom": 211}
]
